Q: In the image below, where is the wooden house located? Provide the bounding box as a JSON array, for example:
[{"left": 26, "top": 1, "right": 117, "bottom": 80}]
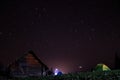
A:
[{"left": 8, "top": 50, "right": 49, "bottom": 77}]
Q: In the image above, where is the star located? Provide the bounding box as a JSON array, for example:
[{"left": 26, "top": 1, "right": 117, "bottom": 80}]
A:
[
  {"left": 80, "top": 20, "right": 84, "bottom": 24},
  {"left": 52, "top": 18, "right": 57, "bottom": 22},
  {"left": 46, "top": 14, "right": 49, "bottom": 17},
  {"left": 35, "top": 8, "right": 39, "bottom": 11},
  {"left": 9, "top": 32, "right": 12, "bottom": 36},
  {"left": 31, "top": 21, "right": 34, "bottom": 25},
  {"left": 38, "top": 14, "right": 41, "bottom": 17},
  {"left": 43, "top": 8, "right": 46, "bottom": 12},
  {"left": 91, "top": 28, "right": 95, "bottom": 32},
  {"left": 88, "top": 37, "right": 92, "bottom": 40},
  {"left": 74, "top": 29, "right": 78, "bottom": 32},
  {"left": 0, "top": 32, "right": 3, "bottom": 35}
]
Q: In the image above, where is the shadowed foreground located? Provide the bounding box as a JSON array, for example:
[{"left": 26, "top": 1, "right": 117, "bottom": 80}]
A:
[{"left": 3, "top": 70, "right": 120, "bottom": 80}]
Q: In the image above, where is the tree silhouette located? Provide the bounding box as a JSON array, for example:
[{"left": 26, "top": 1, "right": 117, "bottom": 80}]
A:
[{"left": 115, "top": 52, "right": 120, "bottom": 69}]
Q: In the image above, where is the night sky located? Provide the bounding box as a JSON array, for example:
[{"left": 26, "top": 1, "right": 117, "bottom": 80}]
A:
[{"left": 0, "top": 0, "right": 120, "bottom": 73}]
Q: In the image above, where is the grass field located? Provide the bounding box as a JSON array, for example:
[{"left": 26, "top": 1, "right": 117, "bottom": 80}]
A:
[{"left": 8, "top": 70, "right": 120, "bottom": 80}]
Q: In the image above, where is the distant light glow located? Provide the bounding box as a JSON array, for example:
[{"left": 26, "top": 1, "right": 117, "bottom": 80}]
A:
[
  {"left": 79, "top": 66, "right": 82, "bottom": 69},
  {"left": 54, "top": 68, "right": 59, "bottom": 75}
]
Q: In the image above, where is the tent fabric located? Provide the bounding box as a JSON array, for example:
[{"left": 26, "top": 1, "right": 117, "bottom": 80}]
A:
[{"left": 94, "top": 63, "right": 111, "bottom": 71}]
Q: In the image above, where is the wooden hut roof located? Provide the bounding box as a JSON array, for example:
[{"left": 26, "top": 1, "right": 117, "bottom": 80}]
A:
[{"left": 8, "top": 50, "right": 48, "bottom": 70}]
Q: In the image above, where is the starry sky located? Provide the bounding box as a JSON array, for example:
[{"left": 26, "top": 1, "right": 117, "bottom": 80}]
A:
[{"left": 0, "top": 0, "right": 120, "bottom": 73}]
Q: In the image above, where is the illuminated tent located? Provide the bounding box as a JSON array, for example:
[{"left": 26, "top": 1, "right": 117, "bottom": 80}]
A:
[{"left": 94, "top": 63, "right": 111, "bottom": 71}]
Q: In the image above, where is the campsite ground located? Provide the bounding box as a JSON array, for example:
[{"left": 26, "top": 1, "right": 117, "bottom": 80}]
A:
[{"left": 7, "top": 70, "right": 120, "bottom": 80}]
